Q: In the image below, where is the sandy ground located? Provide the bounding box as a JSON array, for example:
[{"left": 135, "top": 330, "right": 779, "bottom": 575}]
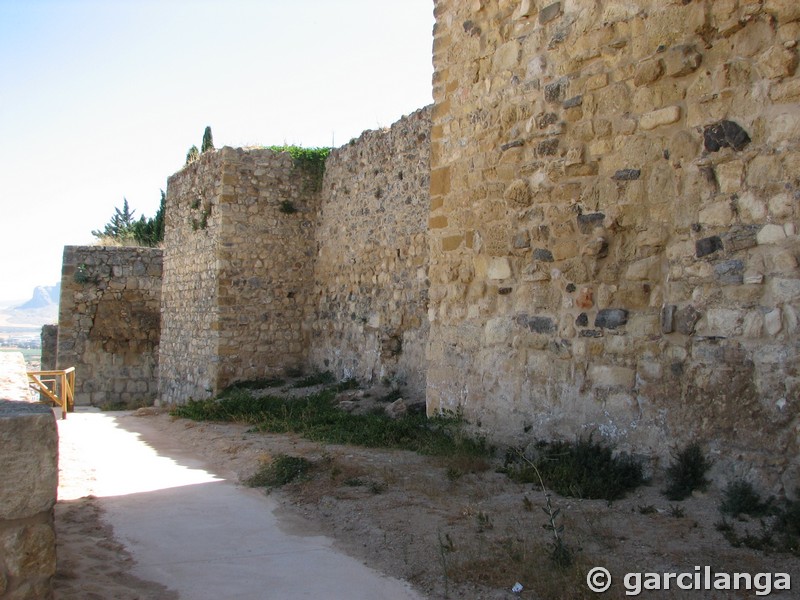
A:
[{"left": 54, "top": 406, "right": 799, "bottom": 599}]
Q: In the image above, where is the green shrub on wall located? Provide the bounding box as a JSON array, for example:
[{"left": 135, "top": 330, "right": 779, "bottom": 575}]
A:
[{"left": 266, "top": 145, "right": 331, "bottom": 193}]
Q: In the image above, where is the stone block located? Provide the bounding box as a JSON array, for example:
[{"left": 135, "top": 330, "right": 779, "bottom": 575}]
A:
[
  {"left": 661, "top": 304, "right": 676, "bottom": 333},
  {"left": 589, "top": 365, "right": 635, "bottom": 389},
  {"left": 765, "top": 308, "right": 783, "bottom": 336},
  {"left": 429, "top": 214, "right": 448, "bottom": 230},
  {"left": 696, "top": 236, "right": 723, "bottom": 258},
  {"left": 700, "top": 308, "right": 744, "bottom": 337},
  {"left": 757, "top": 224, "right": 787, "bottom": 244},
  {"left": 442, "top": 235, "right": 463, "bottom": 252},
  {"left": 576, "top": 212, "right": 605, "bottom": 233},
  {"left": 714, "top": 259, "right": 745, "bottom": 284},
  {"left": 545, "top": 77, "right": 569, "bottom": 103},
  {"left": 765, "top": 0, "right": 800, "bottom": 24},
  {"left": 639, "top": 106, "right": 681, "bottom": 130},
  {"left": 699, "top": 201, "right": 734, "bottom": 227},
  {"left": 758, "top": 45, "right": 800, "bottom": 79},
  {"left": 703, "top": 120, "right": 751, "bottom": 152},
  {"left": 675, "top": 305, "right": 701, "bottom": 335},
  {"left": 626, "top": 256, "right": 662, "bottom": 281},
  {"left": 594, "top": 308, "right": 629, "bottom": 329},
  {"left": 634, "top": 59, "right": 665, "bottom": 87},
  {"left": 515, "top": 314, "right": 556, "bottom": 334},
  {"left": 493, "top": 40, "right": 521, "bottom": 71},
  {"left": 539, "top": 2, "right": 562, "bottom": 24},
  {"left": 487, "top": 257, "right": 512, "bottom": 280},
  {"left": 769, "top": 278, "right": 800, "bottom": 302},
  {"left": 0, "top": 523, "right": 56, "bottom": 579},
  {"left": 430, "top": 167, "right": 451, "bottom": 196},
  {"left": 612, "top": 169, "right": 641, "bottom": 181},
  {"left": 0, "top": 401, "right": 58, "bottom": 521},
  {"left": 664, "top": 45, "right": 703, "bottom": 77},
  {"left": 722, "top": 225, "right": 759, "bottom": 252}
]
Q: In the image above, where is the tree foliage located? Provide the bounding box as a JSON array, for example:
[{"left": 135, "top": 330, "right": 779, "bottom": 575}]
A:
[
  {"left": 185, "top": 145, "right": 199, "bottom": 165},
  {"left": 201, "top": 126, "right": 214, "bottom": 153},
  {"left": 92, "top": 191, "right": 166, "bottom": 247}
]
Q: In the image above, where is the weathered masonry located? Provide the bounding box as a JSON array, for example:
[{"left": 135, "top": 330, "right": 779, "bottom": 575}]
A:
[
  {"left": 426, "top": 0, "right": 799, "bottom": 490},
  {"left": 57, "top": 0, "right": 798, "bottom": 494},
  {"left": 308, "top": 108, "right": 431, "bottom": 400},
  {"left": 0, "top": 352, "right": 58, "bottom": 600},
  {"left": 158, "top": 109, "right": 432, "bottom": 403},
  {"left": 57, "top": 246, "right": 162, "bottom": 406}
]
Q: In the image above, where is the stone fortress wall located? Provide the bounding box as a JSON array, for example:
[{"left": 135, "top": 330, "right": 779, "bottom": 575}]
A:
[
  {"left": 159, "top": 146, "right": 326, "bottom": 402},
  {"left": 426, "top": 0, "right": 800, "bottom": 488},
  {"left": 160, "top": 110, "right": 432, "bottom": 402},
  {"left": 53, "top": 0, "right": 799, "bottom": 492},
  {"left": 57, "top": 246, "right": 162, "bottom": 406},
  {"left": 308, "top": 108, "right": 432, "bottom": 398}
]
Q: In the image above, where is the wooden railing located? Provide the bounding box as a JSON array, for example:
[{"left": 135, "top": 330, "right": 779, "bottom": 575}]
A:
[{"left": 27, "top": 368, "right": 75, "bottom": 420}]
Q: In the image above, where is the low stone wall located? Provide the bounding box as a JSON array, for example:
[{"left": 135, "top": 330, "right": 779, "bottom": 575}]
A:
[
  {"left": 57, "top": 246, "right": 162, "bottom": 406},
  {"left": 0, "top": 352, "right": 58, "bottom": 600},
  {"left": 309, "top": 108, "right": 432, "bottom": 399}
]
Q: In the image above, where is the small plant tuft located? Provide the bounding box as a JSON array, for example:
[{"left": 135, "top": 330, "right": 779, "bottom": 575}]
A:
[
  {"left": 668, "top": 504, "right": 686, "bottom": 518},
  {"left": 265, "top": 145, "right": 331, "bottom": 193},
  {"left": 663, "top": 441, "right": 712, "bottom": 501},
  {"left": 504, "top": 435, "right": 645, "bottom": 502},
  {"left": 279, "top": 200, "right": 298, "bottom": 214},
  {"left": 720, "top": 480, "right": 773, "bottom": 518},
  {"left": 476, "top": 511, "right": 493, "bottom": 532},
  {"left": 246, "top": 454, "right": 312, "bottom": 488}
]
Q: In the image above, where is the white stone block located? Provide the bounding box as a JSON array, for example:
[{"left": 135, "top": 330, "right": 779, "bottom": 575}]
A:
[
  {"left": 589, "top": 365, "right": 635, "bottom": 389},
  {"left": 639, "top": 106, "right": 681, "bottom": 130},
  {"left": 757, "top": 224, "right": 787, "bottom": 244},
  {"left": 487, "top": 257, "right": 512, "bottom": 280},
  {"left": 765, "top": 308, "right": 783, "bottom": 335}
]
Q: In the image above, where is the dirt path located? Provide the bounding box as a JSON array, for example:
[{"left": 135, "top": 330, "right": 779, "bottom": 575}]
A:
[
  {"left": 53, "top": 408, "right": 423, "bottom": 600},
  {"left": 54, "top": 407, "right": 799, "bottom": 599}
]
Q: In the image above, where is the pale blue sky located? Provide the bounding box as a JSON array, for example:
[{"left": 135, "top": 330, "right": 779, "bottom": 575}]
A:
[{"left": 0, "top": 0, "right": 434, "bottom": 304}]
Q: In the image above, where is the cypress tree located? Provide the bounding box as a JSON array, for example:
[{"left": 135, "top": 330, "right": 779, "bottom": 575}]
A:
[{"left": 201, "top": 126, "right": 214, "bottom": 153}]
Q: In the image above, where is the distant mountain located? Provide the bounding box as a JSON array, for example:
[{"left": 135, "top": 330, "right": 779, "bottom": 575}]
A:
[{"left": 15, "top": 283, "right": 61, "bottom": 311}]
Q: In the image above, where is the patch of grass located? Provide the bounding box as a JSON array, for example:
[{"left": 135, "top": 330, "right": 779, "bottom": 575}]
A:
[
  {"left": 720, "top": 480, "right": 773, "bottom": 518},
  {"left": 668, "top": 504, "right": 686, "bottom": 518},
  {"left": 449, "top": 535, "right": 593, "bottom": 599},
  {"left": 245, "top": 454, "right": 312, "bottom": 488},
  {"left": 638, "top": 504, "right": 657, "bottom": 515},
  {"left": 333, "top": 378, "right": 360, "bottom": 392},
  {"left": 172, "top": 388, "right": 491, "bottom": 460},
  {"left": 284, "top": 365, "right": 305, "bottom": 378},
  {"left": 221, "top": 378, "right": 285, "bottom": 395},
  {"left": 379, "top": 388, "right": 403, "bottom": 403},
  {"left": 663, "top": 441, "right": 712, "bottom": 501},
  {"left": 504, "top": 436, "right": 645, "bottom": 502},
  {"left": 98, "top": 399, "right": 152, "bottom": 411},
  {"left": 292, "top": 371, "right": 335, "bottom": 388},
  {"left": 716, "top": 490, "right": 800, "bottom": 556}
]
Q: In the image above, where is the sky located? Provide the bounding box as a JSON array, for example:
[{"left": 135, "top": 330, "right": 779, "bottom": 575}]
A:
[{"left": 0, "top": 0, "right": 434, "bottom": 305}]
